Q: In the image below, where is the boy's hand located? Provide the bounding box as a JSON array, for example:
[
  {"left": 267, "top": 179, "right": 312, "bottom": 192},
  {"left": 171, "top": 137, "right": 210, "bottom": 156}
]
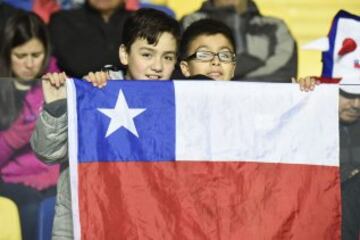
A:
[
  {"left": 42, "top": 72, "right": 67, "bottom": 103},
  {"left": 292, "top": 76, "right": 319, "bottom": 92},
  {"left": 83, "top": 71, "right": 109, "bottom": 88}
]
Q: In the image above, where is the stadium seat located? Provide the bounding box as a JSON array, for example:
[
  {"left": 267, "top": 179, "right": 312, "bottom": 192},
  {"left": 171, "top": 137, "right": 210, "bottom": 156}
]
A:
[
  {"left": 37, "top": 196, "right": 56, "bottom": 240},
  {"left": 0, "top": 197, "right": 21, "bottom": 240}
]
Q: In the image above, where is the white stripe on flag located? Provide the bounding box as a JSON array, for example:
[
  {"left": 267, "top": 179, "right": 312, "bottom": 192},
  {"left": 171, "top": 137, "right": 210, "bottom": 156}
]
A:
[
  {"left": 67, "top": 79, "right": 81, "bottom": 240},
  {"left": 174, "top": 81, "right": 339, "bottom": 166}
]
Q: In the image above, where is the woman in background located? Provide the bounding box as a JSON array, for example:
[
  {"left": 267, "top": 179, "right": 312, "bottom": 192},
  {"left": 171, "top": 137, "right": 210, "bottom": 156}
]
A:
[{"left": 0, "top": 12, "right": 59, "bottom": 240}]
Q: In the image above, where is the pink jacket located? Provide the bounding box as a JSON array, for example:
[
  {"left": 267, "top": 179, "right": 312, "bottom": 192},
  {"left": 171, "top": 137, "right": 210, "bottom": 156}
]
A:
[{"left": 0, "top": 83, "right": 59, "bottom": 191}]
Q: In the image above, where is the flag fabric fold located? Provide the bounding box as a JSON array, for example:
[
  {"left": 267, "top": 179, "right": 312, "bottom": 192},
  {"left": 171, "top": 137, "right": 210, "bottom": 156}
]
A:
[{"left": 67, "top": 79, "right": 340, "bottom": 240}]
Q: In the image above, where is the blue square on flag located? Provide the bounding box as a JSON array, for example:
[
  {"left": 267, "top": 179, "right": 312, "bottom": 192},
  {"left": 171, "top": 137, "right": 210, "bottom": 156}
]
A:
[{"left": 74, "top": 80, "right": 175, "bottom": 162}]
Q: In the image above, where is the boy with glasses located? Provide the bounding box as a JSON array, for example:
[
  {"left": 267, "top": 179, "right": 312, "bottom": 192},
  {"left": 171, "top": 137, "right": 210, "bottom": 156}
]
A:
[
  {"left": 179, "top": 18, "right": 237, "bottom": 81},
  {"left": 181, "top": 0, "right": 297, "bottom": 82}
]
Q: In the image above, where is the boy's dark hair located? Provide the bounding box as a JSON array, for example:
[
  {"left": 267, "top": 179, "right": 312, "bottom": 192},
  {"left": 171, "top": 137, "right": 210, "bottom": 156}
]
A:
[
  {"left": 122, "top": 8, "right": 180, "bottom": 52},
  {"left": 180, "top": 18, "right": 236, "bottom": 60}
]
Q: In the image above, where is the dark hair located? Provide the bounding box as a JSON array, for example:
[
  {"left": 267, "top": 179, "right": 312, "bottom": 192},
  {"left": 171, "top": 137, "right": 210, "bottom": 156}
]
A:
[
  {"left": 0, "top": 12, "right": 51, "bottom": 77},
  {"left": 0, "top": 12, "right": 51, "bottom": 130},
  {"left": 122, "top": 8, "right": 180, "bottom": 52},
  {"left": 180, "top": 18, "right": 236, "bottom": 60}
]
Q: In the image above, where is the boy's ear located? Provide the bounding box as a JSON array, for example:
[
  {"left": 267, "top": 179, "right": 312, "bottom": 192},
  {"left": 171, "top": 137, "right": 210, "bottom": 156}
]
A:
[
  {"left": 179, "top": 61, "right": 191, "bottom": 78},
  {"left": 119, "top": 44, "right": 128, "bottom": 66}
]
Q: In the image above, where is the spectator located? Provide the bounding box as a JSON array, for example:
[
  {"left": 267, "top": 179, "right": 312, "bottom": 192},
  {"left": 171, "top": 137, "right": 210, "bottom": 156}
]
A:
[
  {"left": 49, "top": 0, "right": 132, "bottom": 77},
  {"left": 0, "top": 12, "right": 59, "bottom": 240},
  {"left": 31, "top": 8, "right": 180, "bottom": 239},
  {"left": 179, "top": 18, "right": 236, "bottom": 81},
  {"left": 181, "top": 0, "right": 297, "bottom": 82},
  {"left": 338, "top": 89, "right": 360, "bottom": 182}
]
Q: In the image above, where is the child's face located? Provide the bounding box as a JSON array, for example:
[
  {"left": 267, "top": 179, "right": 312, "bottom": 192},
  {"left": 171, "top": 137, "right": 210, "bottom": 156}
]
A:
[
  {"left": 119, "top": 32, "right": 177, "bottom": 80},
  {"left": 180, "top": 34, "right": 236, "bottom": 81}
]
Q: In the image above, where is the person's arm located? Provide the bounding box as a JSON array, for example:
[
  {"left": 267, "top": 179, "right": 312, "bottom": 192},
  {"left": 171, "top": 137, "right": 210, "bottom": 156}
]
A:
[
  {"left": 0, "top": 115, "right": 35, "bottom": 166},
  {"left": 30, "top": 72, "right": 68, "bottom": 164},
  {"left": 30, "top": 71, "right": 111, "bottom": 164},
  {"left": 30, "top": 99, "right": 68, "bottom": 164},
  {"left": 0, "top": 137, "right": 13, "bottom": 167},
  {"left": 0, "top": 85, "right": 43, "bottom": 166}
]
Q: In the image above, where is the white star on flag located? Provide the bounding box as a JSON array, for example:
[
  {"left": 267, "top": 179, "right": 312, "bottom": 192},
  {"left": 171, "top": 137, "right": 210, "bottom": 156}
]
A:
[{"left": 98, "top": 90, "right": 146, "bottom": 138}]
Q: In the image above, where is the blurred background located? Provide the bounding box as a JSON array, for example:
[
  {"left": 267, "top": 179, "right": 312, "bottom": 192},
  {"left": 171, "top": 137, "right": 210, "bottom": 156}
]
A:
[
  {"left": 149, "top": 0, "right": 360, "bottom": 78},
  {"left": 4, "top": 0, "right": 360, "bottom": 77}
]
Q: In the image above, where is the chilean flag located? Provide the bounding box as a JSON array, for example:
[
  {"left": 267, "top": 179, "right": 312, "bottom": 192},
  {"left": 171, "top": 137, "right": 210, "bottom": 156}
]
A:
[{"left": 67, "top": 79, "right": 341, "bottom": 240}]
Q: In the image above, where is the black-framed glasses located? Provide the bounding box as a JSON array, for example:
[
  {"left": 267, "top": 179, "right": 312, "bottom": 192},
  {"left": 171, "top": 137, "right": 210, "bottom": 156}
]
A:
[{"left": 184, "top": 50, "right": 236, "bottom": 63}]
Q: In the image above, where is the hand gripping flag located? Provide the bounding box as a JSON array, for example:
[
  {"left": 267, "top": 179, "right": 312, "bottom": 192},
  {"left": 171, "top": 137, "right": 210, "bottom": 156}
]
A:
[{"left": 67, "top": 79, "right": 341, "bottom": 240}]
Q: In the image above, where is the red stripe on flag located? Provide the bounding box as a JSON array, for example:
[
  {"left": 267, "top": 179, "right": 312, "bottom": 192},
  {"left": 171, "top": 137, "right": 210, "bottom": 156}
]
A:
[{"left": 78, "top": 161, "right": 341, "bottom": 240}]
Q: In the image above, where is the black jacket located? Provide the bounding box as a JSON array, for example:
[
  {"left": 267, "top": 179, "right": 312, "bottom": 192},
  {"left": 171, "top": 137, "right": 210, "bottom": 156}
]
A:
[
  {"left": 49, "top": 3, "right": 132, "bottom": 77},
  {"left": 340, "top": 120, "right": 360, "bottom": 182},
  {"left": 342, "top": 173, "right": 360, "bottom": 240}
]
